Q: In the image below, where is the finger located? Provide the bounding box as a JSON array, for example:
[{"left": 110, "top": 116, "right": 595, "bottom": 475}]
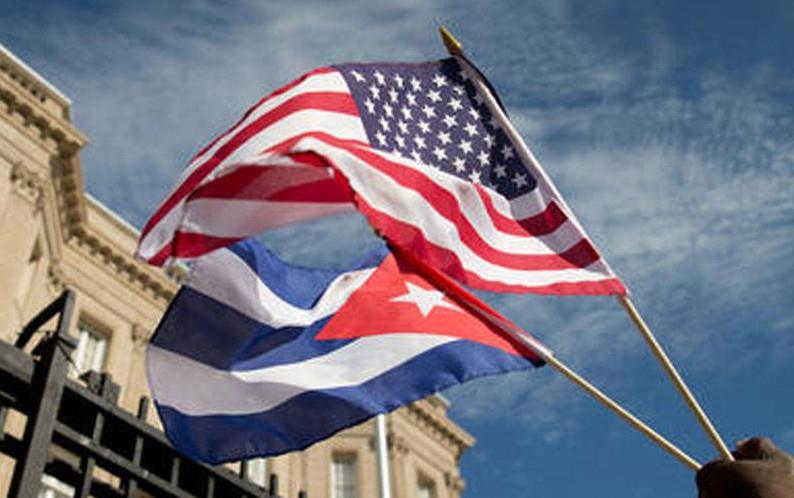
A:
[{"left": 734, "top": 437, "right": 783, "bottom": 461}]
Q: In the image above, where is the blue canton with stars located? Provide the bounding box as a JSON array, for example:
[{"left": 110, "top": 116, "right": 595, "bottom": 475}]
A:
[{"left": 335, "top": 58, "right": 536, "bottom": 199}]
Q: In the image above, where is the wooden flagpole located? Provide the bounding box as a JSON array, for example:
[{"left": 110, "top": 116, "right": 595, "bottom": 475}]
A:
[
  {"left": 619, "top": 295, "right": 733, "bottom": 460},
  {"left": 438, "top": 26, "right": 733, "bottom": 462},
  {"left": 389, "top": 242, "right": 701, "bottom": 470},
  {"left": 540, "top": 351, "right": 701, "bottom": 470}
]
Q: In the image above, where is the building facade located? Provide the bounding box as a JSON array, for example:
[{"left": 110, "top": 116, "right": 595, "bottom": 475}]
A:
[{"left": 0, "top": 44, "right": 473, "bottom": 498}]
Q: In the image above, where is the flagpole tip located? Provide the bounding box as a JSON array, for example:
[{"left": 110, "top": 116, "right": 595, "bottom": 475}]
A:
[{"left": 438, "top": 26, "right": 463, "bottom": 56}]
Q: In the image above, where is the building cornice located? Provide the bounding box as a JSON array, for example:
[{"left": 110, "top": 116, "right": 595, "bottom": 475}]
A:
[
  {"left": 0, "top": 58, "right": 181, "bottom": 306},
  {"left": 0, "top": 68, "right": 85, "bottom": 156},
  {"left": 67, "top": 222, "right": 181, "bottom": 305},
  {"left": 79, "top": 195, "right": 186, "bottom": 304},
  {"left": 0, "top": 43, "right": 72, "bottom": 109},
  {"left": 445, "top": 471, "right": 466, "bottom": 494},
  {"left": 399, "top": 398, "right": 475, "bottom": 461}
]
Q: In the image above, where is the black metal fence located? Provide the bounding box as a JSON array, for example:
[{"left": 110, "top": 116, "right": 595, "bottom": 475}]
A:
[{"left": 0, "top": 290, "right": 301, "bottom": 498}]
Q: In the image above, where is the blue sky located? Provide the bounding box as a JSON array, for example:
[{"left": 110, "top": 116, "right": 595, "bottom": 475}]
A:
[{"left": 3, "top": 1, "right": 793, "bottom": 496}]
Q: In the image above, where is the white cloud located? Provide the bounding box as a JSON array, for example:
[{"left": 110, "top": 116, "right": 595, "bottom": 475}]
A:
[
  {"left": 447, "top": 56, "right": 794, "bottom": 441},
  {"left": 4, "top": 1, "right": 447, "bottom": 225},
  {"left": 5, "top": 0, "right": 792, "bottom": 449}
]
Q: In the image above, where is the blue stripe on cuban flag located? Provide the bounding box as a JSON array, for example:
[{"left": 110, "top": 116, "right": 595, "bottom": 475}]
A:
[{"left": 147, "top": 238, "right": 543, "bottom": 464}]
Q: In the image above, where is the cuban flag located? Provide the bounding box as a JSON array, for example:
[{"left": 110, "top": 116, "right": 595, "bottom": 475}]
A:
[{"left": 147, "top": 238, "right": 550, "bottom": 464}]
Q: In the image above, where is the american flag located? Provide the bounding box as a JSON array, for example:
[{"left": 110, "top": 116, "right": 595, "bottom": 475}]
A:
[{"left": 136, "top": 57, "right": 625, "bottom": 295}]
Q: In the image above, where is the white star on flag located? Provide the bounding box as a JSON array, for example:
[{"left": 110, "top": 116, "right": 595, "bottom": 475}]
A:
[{"left": 390, "top": 282, "right": 460, "bottom": 317}]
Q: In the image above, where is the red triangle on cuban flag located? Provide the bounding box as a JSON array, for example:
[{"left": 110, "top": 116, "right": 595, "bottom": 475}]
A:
[{"left": 316, "top": 252, "right": 539, "bottom": 359}]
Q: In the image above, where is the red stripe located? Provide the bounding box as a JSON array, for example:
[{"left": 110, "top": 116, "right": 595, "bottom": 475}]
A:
[
  {"left": 139, "top": 131, "right": 363, "bottom": 264},
  {"left": 333, "top": 145, "right": 599, "bottom": 270},
  {"left": 187, "top": 165, "right": 350, "bottom": 203},
  {"left": 265, "top": 132, "right": 370, "bottom": 156},
  {"left": 147, "top": 244, "right": 172, "bottom": 266},
  {"left": 173, "top": 232, "right": 245, "bottom": 259},
  {"left": 142, "top": 129, "right": 624, "bottom": 296},
  {"left": 355, "top": 194, "right": 595, "bottom": 273},
  {"left": 284, "top": 134, "right": 573, "bottom": 241},
  {"left": 146, "top": 232, "right": 243, "bottom": 265},
  {"left": 270, "top": 178, "right": 351, "bottom": 203},
  {"left": 155, "top": 224, "right": 624, "bottom": 295},
  {"left": 188, "top": 67, "right": 336, "bottom": 164},
  {"left": 475, "top": 187, "right": 568, "bottom": 237},
  {"left": 281, "top": 151, "right": 328, "bottom": 168},
  {"left": 358, "top": 200, "right": 626, "bottom": 295},
  {"left": 228, "top": 132, "right": 599, "bottom": 270},
  {"left": 140, "top": 90, "right": 357, "bottom": 238},
  {"left": 287, "top": 133, "right": 568, "bottom": 236}
]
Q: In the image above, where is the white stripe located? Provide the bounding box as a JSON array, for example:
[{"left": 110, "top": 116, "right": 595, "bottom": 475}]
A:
[
  {"left": 148, "top": 334, "right": 455, "bottom": 416},
  {"left": 182, "top": 198, "right": 354, "bottom": 238},
  {"left": 137, "top": 108, "right": 366, "bottom": 260},
  {"left": 179, "top": 154, "right": 354, "bottom": 238},
  {"left": 188, "top": 248, "right": 376, "bottom": 328},
  {"left": 391, "top": 153, "right": 558, "bottom": 221},
  {"left": 359, "top": 148, "right": 585, "bottom": 256},
  {"left": 137, "top": 72, "right": 352, "bottom": 260},
  {"left": 294, "top": 138, "right": 615, "bottom": 286},
  {"left": 136, "top": 155, "right": 322, "bottom": 260},
  {"left": 200, "top": 154, "right": 337, "bottom": 197},
  {"left": 458, "top": 56, "right": 622, "bottom": 281},
  {"left": 183, "top": 71, "right": 351, "bottom": 180},
  {"left": 498, "top": 183, "right": 559, "bottom": 219},
  {"left": 392, "top": 157, "right": 580, "bottom": 245},
  {"left": 202, "top": 110, "right": 365, "bottom": 184},
  {"left": 136, "top": 202, "right": 184, "bottom": 260}
]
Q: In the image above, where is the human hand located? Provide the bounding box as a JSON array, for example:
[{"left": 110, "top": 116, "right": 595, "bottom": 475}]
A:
[{"left": 696, "top": 437, "right": 794, "bottom": 498}]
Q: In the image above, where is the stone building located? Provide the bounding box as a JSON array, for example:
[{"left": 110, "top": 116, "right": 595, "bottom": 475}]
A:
[{"left": 0, "top": 43, "right": 473, "bottom": 498}]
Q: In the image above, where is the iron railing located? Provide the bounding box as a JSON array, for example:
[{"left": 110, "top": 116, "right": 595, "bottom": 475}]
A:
[{"left": 1, "top": 290, "right": 301, "bottom": 498}]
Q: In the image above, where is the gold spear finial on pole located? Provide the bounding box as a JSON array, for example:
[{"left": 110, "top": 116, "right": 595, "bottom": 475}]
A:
[{"left": 438, "top": 26, "right": 463, "bottom": 56}]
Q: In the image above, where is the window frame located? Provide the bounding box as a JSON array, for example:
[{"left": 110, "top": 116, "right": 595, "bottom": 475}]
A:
[
  {"left": 244, "top": 457, "right": 268, "bottom": 487},
  {"left": 417, "top": 473, "right": 437, "bottom": 498},
  {"left": 331, "top": 452, "right": 358, "bottom": 498},
  {"left": 72, "top": 317, "right": 110, "bottom": 376}
]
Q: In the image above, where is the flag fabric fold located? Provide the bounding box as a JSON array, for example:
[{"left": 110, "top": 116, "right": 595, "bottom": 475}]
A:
[
  {"left": 136, "top": 57, "right": 625, "bottom": 296},
  {"left": 148, "top": 238, "right": 546, "bottom": 463}
]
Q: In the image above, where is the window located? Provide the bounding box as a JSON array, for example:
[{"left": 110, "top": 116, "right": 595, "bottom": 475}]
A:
[
  {"left": 73, "top": 320, "right": 108, "bottom": 375},
  {"left": 245, "top": 458, "right": 268, "bottom": 487},
  {"left": 332, "top": 453, "right": 357, "bottom": 498},
  {"left": 38, "top": 475, "right": 74, "bottom": 498},
  {"left": 417, "top": 477, "right": 436, "bottom": 498}
]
